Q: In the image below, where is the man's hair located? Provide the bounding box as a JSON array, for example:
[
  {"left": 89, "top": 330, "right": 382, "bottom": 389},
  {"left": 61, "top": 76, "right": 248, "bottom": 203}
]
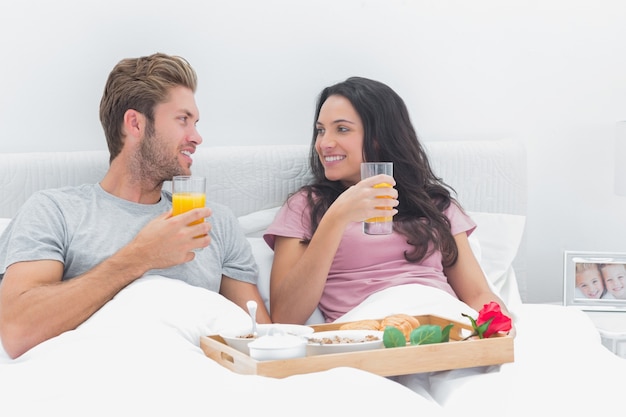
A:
[{"left": 99, "top": 53, "right": 198, "bottom": 162}]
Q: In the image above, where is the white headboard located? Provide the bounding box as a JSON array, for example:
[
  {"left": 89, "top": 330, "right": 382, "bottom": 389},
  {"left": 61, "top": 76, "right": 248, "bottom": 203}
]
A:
[
  {"left": 0, "top": 139, "right": 525, "bottom": 217},
  {"left": 426, "top": 139, "right": 526, "bottom": 216},
  {"left": 0, "top": 139, "right": 527, "bottom": 296}
]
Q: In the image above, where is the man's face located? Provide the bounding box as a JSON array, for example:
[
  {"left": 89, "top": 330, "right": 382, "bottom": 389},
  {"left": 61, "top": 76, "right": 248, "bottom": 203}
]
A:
[{"left": 138, "top": 86, "right": 202, "bottom": 182}]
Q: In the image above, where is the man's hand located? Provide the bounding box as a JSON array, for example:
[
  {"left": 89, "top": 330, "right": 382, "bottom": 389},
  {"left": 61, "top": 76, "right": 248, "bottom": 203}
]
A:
[
  {"left": 0, "top": 207, "right": 213, "bottom": 359},
  {"left": 126, "top": 207, "right": 212, "bottom": 270}
]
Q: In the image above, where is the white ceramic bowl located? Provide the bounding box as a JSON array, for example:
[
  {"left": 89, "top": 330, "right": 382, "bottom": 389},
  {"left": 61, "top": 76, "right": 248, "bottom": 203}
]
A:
[
  {"left": 220, "top": 323, "right": 314, "bottom": 355},
  {"left": 306, "top": 330, "right": 384, "bottom": 356},
  {"left": 248, "top": 333, "right": 307, "bottom": 361}
]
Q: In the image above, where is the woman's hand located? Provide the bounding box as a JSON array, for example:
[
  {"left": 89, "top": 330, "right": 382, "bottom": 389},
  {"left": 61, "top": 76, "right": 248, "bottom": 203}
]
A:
[{"left": 327, "top": 174, "right": 399, "bottom": 224}]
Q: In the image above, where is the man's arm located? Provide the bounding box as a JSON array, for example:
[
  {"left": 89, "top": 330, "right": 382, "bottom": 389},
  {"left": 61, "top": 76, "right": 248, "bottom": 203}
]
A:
[
  {"left": 0, "top": 208, "right": 211, "bottom": 359},
  {"left": 219, "top": 276, "right": 271, "bottom": 324},
  {"left": 0, "top": 256, "right": 146, "bottom": 358}
]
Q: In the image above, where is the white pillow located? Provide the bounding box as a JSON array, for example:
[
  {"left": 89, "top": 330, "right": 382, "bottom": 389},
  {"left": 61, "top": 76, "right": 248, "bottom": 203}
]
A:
[
  {"left": 237, "top": 207, "right": 278, "bottom": 310},
  {"left": 467, "top": 211, "right": 525, "bottom": 312},
  {"left": 237, "top": 207, "right": 280, "bottom": 237},
  {"left": 246, "top": 237, "right": 273, "bottom": 309}
]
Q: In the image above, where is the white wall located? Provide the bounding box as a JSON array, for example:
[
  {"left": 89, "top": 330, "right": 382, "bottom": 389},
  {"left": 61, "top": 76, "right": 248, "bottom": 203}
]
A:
[{"left": 2, "top": 0, "right": 626, "bottom": 303}]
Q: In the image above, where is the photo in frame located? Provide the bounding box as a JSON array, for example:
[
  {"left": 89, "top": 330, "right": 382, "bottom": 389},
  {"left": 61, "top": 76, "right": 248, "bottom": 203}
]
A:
[{"left": 564, "top": 251, "right": 626, "bottom": 311}]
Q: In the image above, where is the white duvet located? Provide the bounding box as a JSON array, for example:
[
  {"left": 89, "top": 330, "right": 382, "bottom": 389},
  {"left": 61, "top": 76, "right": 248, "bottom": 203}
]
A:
[
  {"left": 342, "top": 284, "right": 626, "bottom": 415},
  {"left": 1, "top": 276, "right": 624, "bottom": 417},
  {"left": 0, "top": 276, "right": 442, "bottom": 417}
]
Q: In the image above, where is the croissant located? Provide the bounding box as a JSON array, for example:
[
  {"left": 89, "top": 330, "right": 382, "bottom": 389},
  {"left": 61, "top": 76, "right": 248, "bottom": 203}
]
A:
[
  {"left": 339, "top": 319, "right": 381, "bottom": 331},
  {"left": 380, "top": 314, "right": 421, "bottom": 341}
]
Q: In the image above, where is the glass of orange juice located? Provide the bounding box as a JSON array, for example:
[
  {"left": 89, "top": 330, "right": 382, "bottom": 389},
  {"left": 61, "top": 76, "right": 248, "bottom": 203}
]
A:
[
  {"left": 172, "top": 175, "right": 206, "bottom": 229},
  {"left": 360, "top": 162, "right": 394, "bottom": 235}
]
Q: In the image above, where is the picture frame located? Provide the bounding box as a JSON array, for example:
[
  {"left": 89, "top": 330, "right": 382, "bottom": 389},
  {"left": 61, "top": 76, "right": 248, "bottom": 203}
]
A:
[{"left": 564, "top": 251, "right": 626, "bottom": 311}]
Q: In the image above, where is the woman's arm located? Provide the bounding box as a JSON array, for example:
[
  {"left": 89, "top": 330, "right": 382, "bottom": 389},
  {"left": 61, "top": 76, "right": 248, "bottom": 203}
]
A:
[
  {"left": 445, "top": 231, "right": 515, "bottom": 333},
  {"left": 269, "top": 214, "right": 348, "bottom": 324}
]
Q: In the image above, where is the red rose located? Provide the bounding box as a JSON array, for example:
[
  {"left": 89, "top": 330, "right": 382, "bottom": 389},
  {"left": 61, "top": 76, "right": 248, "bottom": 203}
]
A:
[{"left": 476, "top": 302, "right": 512, "bottom": 338}]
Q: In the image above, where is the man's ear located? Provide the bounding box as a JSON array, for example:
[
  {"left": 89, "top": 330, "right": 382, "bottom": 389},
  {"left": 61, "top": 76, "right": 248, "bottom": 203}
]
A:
[{"left": 122, "top": 109, "right": 145, "bottom": 141}]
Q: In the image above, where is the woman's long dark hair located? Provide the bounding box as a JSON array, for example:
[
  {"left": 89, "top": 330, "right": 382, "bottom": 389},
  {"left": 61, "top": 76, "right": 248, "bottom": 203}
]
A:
[{"left": 300, "top": 76, "right": 460, "bottom": 267}]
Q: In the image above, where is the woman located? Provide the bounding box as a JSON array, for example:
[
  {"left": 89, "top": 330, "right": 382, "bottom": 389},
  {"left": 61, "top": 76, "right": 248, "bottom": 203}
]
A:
[{"left": 264, "top": 76, "right": 511, "bottom": 326}]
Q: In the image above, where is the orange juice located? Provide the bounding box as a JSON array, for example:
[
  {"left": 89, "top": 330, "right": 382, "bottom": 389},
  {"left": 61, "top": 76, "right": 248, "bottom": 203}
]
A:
[
  {"left": 172, "top": 192, "right": 206, "bottom": 225},
  {"left": 365, "top": 182, "right": 393, "bottom": 223}
]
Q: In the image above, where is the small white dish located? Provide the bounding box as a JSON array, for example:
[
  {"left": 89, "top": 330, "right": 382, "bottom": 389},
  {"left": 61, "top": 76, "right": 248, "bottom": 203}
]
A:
[
  {"left": 306, "top": 330, "right": 384, "bottom": 356},
  {"left": 220, "top": 323, "right": 313, "bottom": 355},
  {"left": 248, "top": 332, "right": 307, "bottom": 361}
]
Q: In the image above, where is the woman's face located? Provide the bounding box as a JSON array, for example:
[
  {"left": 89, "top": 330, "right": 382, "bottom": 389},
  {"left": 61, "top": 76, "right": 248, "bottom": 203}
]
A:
[{"left": 314, "top": 95, "right": 364, "bottom": 186}]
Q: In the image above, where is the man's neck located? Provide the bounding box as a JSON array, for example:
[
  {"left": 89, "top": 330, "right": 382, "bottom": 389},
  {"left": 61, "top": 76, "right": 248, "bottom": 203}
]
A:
[{"left": 100, "top": 159, "right": 163, "bottom": 204}]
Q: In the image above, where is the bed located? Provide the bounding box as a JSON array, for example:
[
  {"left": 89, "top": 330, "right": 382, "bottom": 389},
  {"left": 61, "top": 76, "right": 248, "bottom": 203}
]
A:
[{"left": 0, "top": 139, "right": 624, "bottom": 416}]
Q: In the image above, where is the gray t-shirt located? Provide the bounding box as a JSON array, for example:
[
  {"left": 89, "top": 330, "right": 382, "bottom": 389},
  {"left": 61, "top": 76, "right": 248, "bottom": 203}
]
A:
[{"left": 0, "top": 184, "right": 258, "bottom": 291}]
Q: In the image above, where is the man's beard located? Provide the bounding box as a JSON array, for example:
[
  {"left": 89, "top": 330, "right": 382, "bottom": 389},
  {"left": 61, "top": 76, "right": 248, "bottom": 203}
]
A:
[{"left": 133, "top": 132, "right": 185, "bottom": 185}]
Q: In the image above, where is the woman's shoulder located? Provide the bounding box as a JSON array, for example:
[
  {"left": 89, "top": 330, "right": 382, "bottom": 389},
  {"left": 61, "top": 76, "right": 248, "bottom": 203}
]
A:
[
  {"left": 285, "top": 188, "right": 311, "bottom": 207},
  {"left": 441, "top": 198, "right": 465, "bottom": 214},
  {"left": 442, "top": 199, "right": 476, "bottom": 233}
]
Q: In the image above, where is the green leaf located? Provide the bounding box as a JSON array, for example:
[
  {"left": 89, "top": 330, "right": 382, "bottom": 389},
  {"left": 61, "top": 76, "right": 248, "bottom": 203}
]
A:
[
  {"left": 476, "top": 317, "right": 494, "bottom": 339},
  {"left": 461, "top": 312, "right": 478, "bottom": 329},
  {"left": 383, "top": 326, "right": 406, "bottom": 348},
  {"left": 409, "top": 325, "right": 443, "bottom": 345},
  {"left": 441, "top": 323, "right": 454, "bottom": 342}
]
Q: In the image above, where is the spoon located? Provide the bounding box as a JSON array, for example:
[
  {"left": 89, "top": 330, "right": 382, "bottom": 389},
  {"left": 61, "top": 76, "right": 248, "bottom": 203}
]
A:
[{"left": 246, "top": 300, "right": 258, "bottom": 337}]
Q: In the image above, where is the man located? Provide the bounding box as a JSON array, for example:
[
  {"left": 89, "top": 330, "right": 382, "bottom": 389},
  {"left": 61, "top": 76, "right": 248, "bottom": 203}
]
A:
[{"left": 0, "top": 53, "right": 271, "bottom": 359}]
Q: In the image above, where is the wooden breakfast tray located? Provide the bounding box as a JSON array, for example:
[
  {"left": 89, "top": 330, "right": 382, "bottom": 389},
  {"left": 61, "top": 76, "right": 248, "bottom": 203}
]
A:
[{"left": 199, "top": 314, "right": 514, "bottom": 379}]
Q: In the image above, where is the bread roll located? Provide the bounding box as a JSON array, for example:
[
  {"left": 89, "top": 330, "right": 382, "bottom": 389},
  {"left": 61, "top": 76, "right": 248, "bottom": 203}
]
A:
[
  {"left": 339, "top": 319, "right": 381, "bottom": 331},
  {"left": 380, "top": 314, "right": 420, "bottom": 341}
]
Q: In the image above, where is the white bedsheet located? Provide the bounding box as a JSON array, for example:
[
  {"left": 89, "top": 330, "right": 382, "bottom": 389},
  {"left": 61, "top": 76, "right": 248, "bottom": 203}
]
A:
[
  {"left": 0, "top": 276, "right": 444, "bottom": 417},
  {"left": 3, "top": 277, "right": 624, "bottom": 416},
  {"left": 340, "top": 284, "right": 626, "bottom": 415}
]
